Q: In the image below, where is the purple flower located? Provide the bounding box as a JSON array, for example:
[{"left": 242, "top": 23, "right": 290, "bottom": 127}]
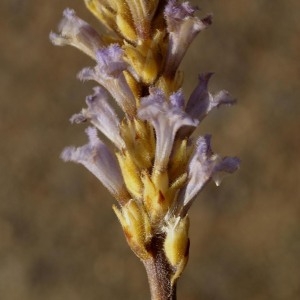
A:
[
  {"left": 138, "top": 88, "right": 198, "bottom": 171},
  {"left": 49, "top": 8, "right": 104, "bottom": 59},
  {"left": 164, "top": 0, "right": 212, "bottom": 76},
  {"left": 186, "top": 73, "right": 236, "bottom": 121},
  {"left": 173, "top": 135, "right": 240, "bottom": 216},
  {"left": 70, "top": 86, "right": 125, "bottom": 150},
  {"left": 78, "top": 44, "right": 136, "bottom": 117},
  {"left": 61, "top": 127, "right": 127, "bottom": 200}
]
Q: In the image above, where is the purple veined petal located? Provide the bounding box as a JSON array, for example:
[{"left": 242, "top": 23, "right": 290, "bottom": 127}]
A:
[
  {"left": 138, "top": 88, "right": 198, "bottom": 171},
  {"left": 77, "top": 44, "right": 136, "bottom": 117},
  {"left": 174, "top": 135, "right": 240, "bottom": 216},
  {"left": 186, "top": 73, "right": 236, "bottom": 121},
  {"left": 61, "top": 127, "right": 126, "bottom": 198},
  {"left": 49, "top": 8, "right": 104, "bottom": 59},
  {"left": 70, "top": 86, "right": 125, "bottom": 150},
  {"left": 164, "top": 0, "right": 212, "bottom": 76}
]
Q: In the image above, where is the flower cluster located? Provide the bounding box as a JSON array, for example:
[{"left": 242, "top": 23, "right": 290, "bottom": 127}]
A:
[{"left": 51, "top": 0, "right": 240, "bottom": 294}]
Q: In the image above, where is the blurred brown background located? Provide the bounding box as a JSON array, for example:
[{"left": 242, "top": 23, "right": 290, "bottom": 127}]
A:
[{"left": 1, "top": 0, "right": 300, "bottom": 299}]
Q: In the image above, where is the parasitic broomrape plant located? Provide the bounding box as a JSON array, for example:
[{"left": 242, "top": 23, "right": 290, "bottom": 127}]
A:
[{"left": 50, "top": 1, "right": 240, "bottom": 299}]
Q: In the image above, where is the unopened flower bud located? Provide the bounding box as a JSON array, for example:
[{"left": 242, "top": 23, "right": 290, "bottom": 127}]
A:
[
  {"left": 164, "top": 216, "right": 189, "bottom": 268},
  {"left": 113, "top": 200, "right": 152, "bottom": 259}
]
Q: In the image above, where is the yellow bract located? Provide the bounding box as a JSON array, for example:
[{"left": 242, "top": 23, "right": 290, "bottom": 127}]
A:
[
  {"left": 84, "top": 0, "right": 118, "bottom": 33},
  {"left": 164, "top": 216, "right": 190, "bottom": 282},
  {"left": 142, "top": 171, "right": 165, "bottom": 224},
  {"left": 120, "top": 119, "right": 155, "bottom": 169},
  {"left": 123, "top": 30, "right": 165, "bottom": 84},
  {"left": 156, "top": 71, "right": 184, "bottom": 95},
  {"left": 116, "top": 14, "right": 137, "bottom": 42},
  {"left": 116, "top": 150, "right": 143, "bottom": 200},
  {"left": 168, "top": 138, "right": 189, "bottom": 183},
  {"left": 113, "top": 200, "right": 152, "bottom": 259},
  {"left": 117, "top": 117, "right": 192, "bottom": 228},
  {"left": 123, "top": 71, "right": 141, "bottom": 102}
]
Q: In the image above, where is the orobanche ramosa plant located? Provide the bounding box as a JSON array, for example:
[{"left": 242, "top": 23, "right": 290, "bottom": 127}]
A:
[{"left": 50, "top": 0, "right": 240, "bottom": 299}]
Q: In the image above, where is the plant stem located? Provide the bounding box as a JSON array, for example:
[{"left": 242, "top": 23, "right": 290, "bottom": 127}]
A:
[{"left": 143, "top": 235, "right": 177, "bottom": 300}]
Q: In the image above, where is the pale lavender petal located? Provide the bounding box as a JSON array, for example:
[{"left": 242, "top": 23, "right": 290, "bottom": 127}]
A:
[
  {"left": 175, "top": 135, "right": 240, "bottom": 216},
  {"left": 186, "top": 73, "right": 236, "bottom": 120},
  {"left": 185, "top": 73, "right": 212, "bottom": 119},
  {"left": 170, "top": 89, "right": 185, "bottom": 109},
  {"left": 77, "top": 67, "right": 94, "bottom": 81},
  {"left": 95, "top": 45, "right": 128, "bottom": 78},
  {"left": 78, "top": 44, "right": 136, "bottom": 116},
  {"left": 61, "top": 127, "right": 125, "bottom": 197},
  {"left": 138, "top": 88, "right": 198, "bottom": 170},
  {"left": 212, "top": 90, "right": 236, "bottom": 109},
  {"left": 164, "top": 0, "right": 212, "bottom": 76},
  {"left": 212, "top": 156, "right": 240, "bottom": 186},
  {"left": 70, "top": 87, "right": 124, "bottom": 150},
  {"left": 214, "top": 156, "right": 240, "bottom": 173},
  {"left": 49, "top": 8, "right": 104, "bottom": 59}
]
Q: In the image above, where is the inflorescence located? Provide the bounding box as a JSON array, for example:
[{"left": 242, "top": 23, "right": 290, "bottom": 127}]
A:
[{"left": 50, "top": 0, "right": 240, "bottom": 293}]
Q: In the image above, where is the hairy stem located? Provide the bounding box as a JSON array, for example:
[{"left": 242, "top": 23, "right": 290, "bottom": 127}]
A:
[{"left": 143, "top": 235, "right": 177, "bottom": 300}]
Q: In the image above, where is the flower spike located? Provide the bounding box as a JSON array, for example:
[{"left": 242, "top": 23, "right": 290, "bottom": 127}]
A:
[{"left": 51, "top": 1, "right": 240, "bottom": 297}]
